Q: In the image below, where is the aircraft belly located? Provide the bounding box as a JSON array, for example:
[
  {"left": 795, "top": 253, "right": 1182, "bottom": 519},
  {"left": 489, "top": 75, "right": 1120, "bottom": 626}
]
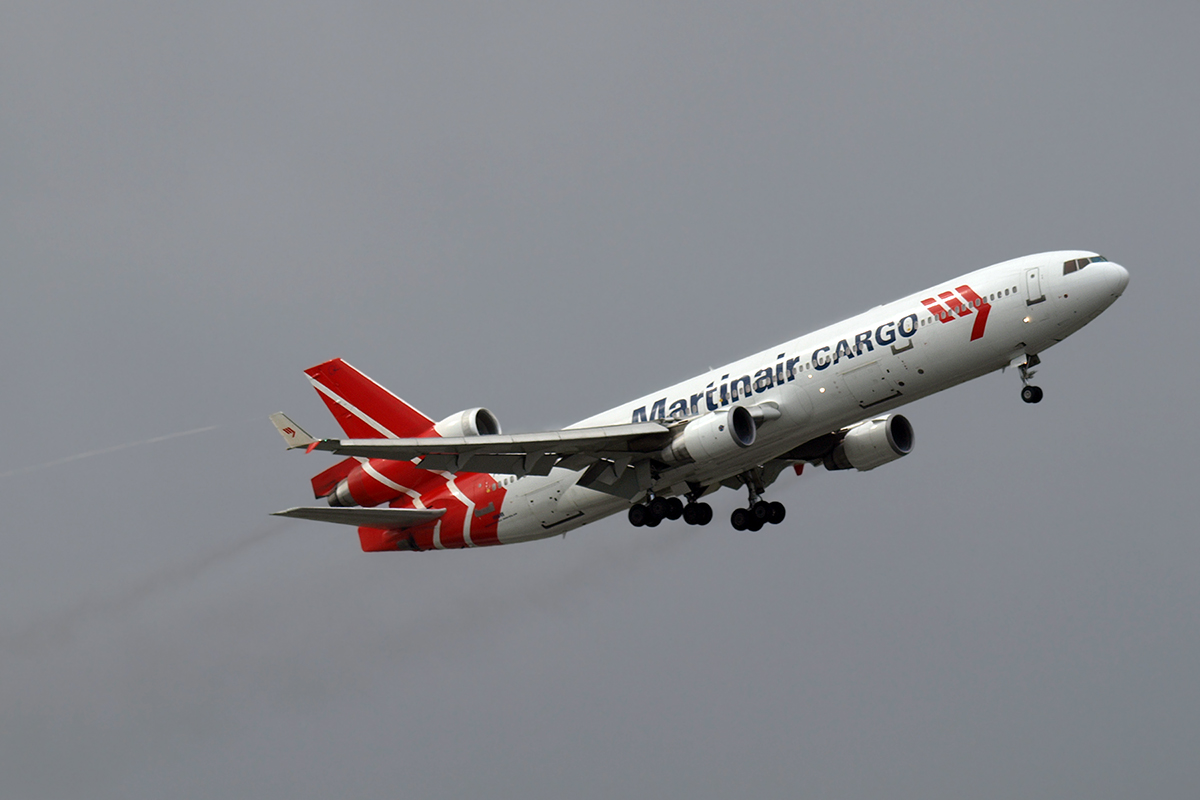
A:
[{"left": 493, "top": 473, "right": 624, "bottom": 545}]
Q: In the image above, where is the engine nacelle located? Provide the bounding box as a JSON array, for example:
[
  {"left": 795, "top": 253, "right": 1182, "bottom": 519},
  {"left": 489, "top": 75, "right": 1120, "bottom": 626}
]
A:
[
  {"left": 433, "top": 407, "right": 502, "bottom": 438},
  {"left": 661, "top": 405, "right": 757, "bottom": 464},
  {"left": 824, "top": 414, "right": 914, "bottom": 471}
]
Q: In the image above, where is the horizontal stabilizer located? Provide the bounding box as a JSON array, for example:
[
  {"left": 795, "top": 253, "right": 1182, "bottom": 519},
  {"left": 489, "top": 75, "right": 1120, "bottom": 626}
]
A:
[
  {"left": 270, "top": 412, "right": 317, "bottom": 449},
  {"left": 272, "top": 506, "right": 445, "bottom": 530}
]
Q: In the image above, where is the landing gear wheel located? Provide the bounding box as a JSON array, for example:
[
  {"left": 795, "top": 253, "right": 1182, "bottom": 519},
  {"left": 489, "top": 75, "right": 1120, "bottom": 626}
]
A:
[
  {"left": 768, "top": 501, "right": 786, "bottom": 525},
  {"left": 751, "top": 502, "right": 771, "bottom": 523},
  {"left": 665, "top": 497, "right": 684, "bottom": 521},
  {"left": 628, "top": 504, "right": 648, "bottom": 527},
  {"left": 683, "top": 502, "right": 710, "bottom": 526},
  {"left": 746, "top": 515, "right": 765, "bottom": 532},
  {"left": 648, "top": 496, "right": 671, "bottom": 520},
  {"left": 1021, "top": 385, "right": 1044, "bottom": 404},
  {"left": 731, "top": 507, "right": 750, "bottom": 531}
]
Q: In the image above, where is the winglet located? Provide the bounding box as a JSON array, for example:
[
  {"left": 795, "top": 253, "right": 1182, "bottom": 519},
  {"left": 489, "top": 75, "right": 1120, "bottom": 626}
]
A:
[{"left": 270, "top": 412, "right": 317, "bottom": 450}]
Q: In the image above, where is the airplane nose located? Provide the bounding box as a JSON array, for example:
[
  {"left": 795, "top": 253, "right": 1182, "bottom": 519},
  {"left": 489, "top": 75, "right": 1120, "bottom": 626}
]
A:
[{"left": 1109, "top": 262, "right": 1130, "bottom": 296}]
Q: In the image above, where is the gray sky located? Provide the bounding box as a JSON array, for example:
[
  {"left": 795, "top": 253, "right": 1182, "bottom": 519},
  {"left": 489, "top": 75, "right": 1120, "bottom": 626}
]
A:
[{"left": 3, "top": 2, "right": 1198, "bottom": 798}]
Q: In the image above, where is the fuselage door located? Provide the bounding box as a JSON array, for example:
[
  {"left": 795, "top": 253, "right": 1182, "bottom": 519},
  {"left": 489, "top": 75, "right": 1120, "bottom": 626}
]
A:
[{"left": 1025, "top": 266, "right": 1045, "bottom": 305}]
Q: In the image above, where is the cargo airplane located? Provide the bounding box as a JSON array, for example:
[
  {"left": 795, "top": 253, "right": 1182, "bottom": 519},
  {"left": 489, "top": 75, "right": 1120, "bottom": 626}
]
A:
[{"left": 271, "top": 250, "right": 1128, "bottom": 551}]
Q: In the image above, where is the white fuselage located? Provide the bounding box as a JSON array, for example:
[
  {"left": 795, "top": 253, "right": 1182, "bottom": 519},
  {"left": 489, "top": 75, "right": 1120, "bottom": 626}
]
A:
[{"left": 491, "top": 251, "right": 1128, "bottom": 545}]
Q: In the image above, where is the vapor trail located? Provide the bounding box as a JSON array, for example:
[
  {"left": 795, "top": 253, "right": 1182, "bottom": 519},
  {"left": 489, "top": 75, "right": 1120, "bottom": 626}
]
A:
[
  {"left": 0, "top": 424, "right": 222, "bottom": 479},
  {"left": 8, "top": 519, "right": 289, "bottom": 650}
]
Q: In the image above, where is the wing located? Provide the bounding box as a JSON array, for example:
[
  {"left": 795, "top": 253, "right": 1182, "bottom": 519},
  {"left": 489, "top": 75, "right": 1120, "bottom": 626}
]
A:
[
  {"left": 271, "top": 418, "right": 674, "bottom": 499},
  {"left": 309, "top": 422, "right": 672, "bottom": 471},
  {"left": 272, "top": 506, "right": 446, "bottom": 530}
]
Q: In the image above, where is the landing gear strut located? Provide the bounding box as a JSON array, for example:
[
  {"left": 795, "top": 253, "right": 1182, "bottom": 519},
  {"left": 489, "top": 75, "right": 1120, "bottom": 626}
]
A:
[
  {"left": 1016, "top": 353, "right": 1044, "bottom": 404},
  {"left": 729, "top": 471, "right": 786, "bottom": 531}
]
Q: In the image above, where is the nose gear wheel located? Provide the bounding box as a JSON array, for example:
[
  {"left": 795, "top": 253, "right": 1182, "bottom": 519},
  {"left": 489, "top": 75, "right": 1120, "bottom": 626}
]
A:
[{"left": 1015, "top": 353, "right": 1044, "bottom": 403}]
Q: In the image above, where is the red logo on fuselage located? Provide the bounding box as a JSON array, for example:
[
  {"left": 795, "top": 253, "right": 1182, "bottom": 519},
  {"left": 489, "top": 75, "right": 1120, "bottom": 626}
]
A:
[{"left": 921, "top": 284, "right": 990, "bottom": 341}]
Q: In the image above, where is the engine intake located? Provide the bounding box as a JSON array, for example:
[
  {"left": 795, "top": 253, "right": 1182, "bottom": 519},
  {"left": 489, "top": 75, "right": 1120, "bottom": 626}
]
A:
[
  {"left": 824, "top": 414, "right": 914, "bottom": 471},
  {"left": 661, "top": 405, "right": 757, "bottom": 464},
  {"left": 433, "top": 407, "right": 502, "bottom": 438}
]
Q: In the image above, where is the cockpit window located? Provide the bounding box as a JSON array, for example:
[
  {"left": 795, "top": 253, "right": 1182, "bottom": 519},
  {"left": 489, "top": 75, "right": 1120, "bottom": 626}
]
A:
[
  {"left": 1063, "top": 255, "right": 1107, "bottom": 275},
  {"left": 1064, "top": 254, "right": 1109, "bottom": 275}
]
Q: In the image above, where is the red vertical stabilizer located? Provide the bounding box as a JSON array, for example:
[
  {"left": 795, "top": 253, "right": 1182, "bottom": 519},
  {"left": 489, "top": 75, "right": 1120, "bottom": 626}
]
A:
[{"left": 305, "top": 358, "right": 435, "bottom": 439}]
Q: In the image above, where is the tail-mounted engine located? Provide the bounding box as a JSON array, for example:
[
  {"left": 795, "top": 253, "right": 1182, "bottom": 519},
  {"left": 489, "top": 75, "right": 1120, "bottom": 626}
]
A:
[
  {"left": 661, "top": 405, "right": 757, "bottom": 464},
  {"left": 324, "top": 407, "right": 503, "bottom": 508},
  {"left": 433, "top": 407, "right": 502, "bottom": 438}
]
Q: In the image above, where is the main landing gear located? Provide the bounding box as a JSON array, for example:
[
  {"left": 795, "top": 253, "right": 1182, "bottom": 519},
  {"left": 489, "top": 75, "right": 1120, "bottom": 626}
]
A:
[
  {"left": 628, "top": 472, "right": 788, "bottom": 531},
  {"left": 729, "top": 501, "right": 786, "bottom": 531},
  {"left": 628, "top": 494, "right": 713, "bottom": 527},
  {"left": 1017, "top": 353, "right": 1044, "bottom": 404},
  {"left": 729, "top": 476, "right": 785, "bottom": 531}
]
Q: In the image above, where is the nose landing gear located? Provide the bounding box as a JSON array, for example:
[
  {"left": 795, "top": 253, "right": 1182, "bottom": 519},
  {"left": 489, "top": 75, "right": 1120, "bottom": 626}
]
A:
[{"left": 1014, "top": 353, "right": 1044, "bottom": 404}]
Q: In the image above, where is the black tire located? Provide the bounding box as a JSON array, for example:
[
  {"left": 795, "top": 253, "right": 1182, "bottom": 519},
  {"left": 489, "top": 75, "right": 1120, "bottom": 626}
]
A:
[
  {"left": 628, "top": 504, "right": 648, "bottom": 527},
  {"left": 746, "top": 515, "right": 765, "bottom": 532},
  {"left": 682, "top": 504, "right": 700, "bottom": 525},
  {"left": 697, "top": 503, "right": 713, "bottom": 525},
  {"left": 665, "top": 497, "right": 684, "bottom": 520},
  {"left": 731, "top": 507, "right": 750, "bottom": 531},
  {"left": 1030, "top": 385, "right": 1044, "bottom": 403},
  {"left": 1021, "top": 385, "right": 1041, "bottom": 404},
  {"left": 751, "top": 501, "right": 771, "bottom": 522},
  {"left": 768, "top": 501, "right": 786, "bottom": 525},
  {"left": 648, "top": 496, "right": 670, "bottom": 520},
  {"left": 644, "top": 514, "right": 661, "bottom": 527}
]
